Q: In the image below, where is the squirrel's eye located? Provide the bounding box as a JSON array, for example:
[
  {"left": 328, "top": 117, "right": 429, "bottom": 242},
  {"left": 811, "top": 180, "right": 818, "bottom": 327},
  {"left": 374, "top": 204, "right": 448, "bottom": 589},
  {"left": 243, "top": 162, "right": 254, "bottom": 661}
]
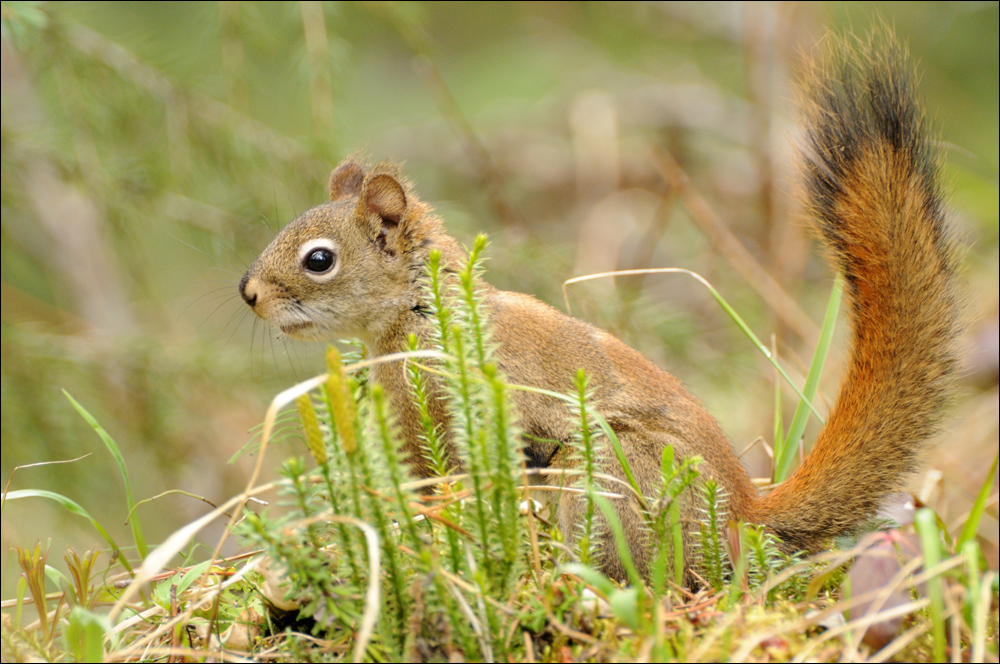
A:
[{"left": 304, "top": 248, "right": 335, "bottom": 274}]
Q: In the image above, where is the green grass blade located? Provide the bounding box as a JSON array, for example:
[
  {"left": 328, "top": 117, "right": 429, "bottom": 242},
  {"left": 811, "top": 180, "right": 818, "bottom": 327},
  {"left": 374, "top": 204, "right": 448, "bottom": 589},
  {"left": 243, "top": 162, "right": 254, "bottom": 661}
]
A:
[
  {"left": 915, "top": 507, "right": 947, "bottom": 662},
  {"left": 176, "top": 559, "right": 215, "bottom": 595},
  {"left": 502, "top": 382, "right": 647, "bottom": 510},
  {"left": 693, "top": 274, "right": 826, "bottom": 422},
  {"left": 962, "top": 540, "right": 981, "bottom": 627},
  {"left": 773, "top": 276, "right": 842, "bottom": 483},
  {"left": 560, "top": 562, "right": 617, "bottom": 597},
  {"left": 44, "top": 564, "right": 70, "bottom": 595},
  {"left": 956, "top": 449, "right": 999, "bottom": 551},
  {"left": 592, "top": 413, "right": 645, "bottom": 509},
  {"left": 3, "top": 489, "right": 131, "bottom": 572},
  {"left": 593, "top": 494, "right": 645, "bottom": 590},
  {"left": 63, "top": 390, "right": 148, "bottom": 559},
  {"left": 772, "top": 336, "right": 782, "bottom": 467},
  {"left": 565, "top": 268, "right": 825, "bottom": 422}
]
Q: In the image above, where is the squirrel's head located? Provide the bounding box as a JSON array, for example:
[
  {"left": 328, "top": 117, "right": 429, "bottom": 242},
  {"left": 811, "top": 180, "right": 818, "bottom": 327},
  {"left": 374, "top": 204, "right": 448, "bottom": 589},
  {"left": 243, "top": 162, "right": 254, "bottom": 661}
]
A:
[{"left": 239, "top": 158, "right": 454, "bottom": 343}]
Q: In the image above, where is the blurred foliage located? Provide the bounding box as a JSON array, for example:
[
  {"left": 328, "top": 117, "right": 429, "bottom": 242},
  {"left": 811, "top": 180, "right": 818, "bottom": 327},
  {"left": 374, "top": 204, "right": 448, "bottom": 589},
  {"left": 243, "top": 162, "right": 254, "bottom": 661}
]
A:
[{"left": 1, "top": 1, "right": 997, "bottom": 598}]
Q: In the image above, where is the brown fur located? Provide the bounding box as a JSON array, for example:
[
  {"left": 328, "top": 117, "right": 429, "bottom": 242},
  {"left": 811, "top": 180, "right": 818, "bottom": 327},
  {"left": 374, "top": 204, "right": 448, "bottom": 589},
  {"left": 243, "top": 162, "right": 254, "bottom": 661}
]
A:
[{"left": 239, "top": 34, "right": 958, "bottom": 582}]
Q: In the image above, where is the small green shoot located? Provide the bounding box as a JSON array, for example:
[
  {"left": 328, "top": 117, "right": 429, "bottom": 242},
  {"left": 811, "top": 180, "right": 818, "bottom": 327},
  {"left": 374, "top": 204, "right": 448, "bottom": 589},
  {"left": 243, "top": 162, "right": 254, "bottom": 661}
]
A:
[
  {"left": 698, "top": 480, "right": 728, "bottom": 590},
  {"left": 16, "top": 541, "right": 52, "bottom": 643},
  {"left": 64, "top": 548, "right": 101, "bottom": 610},
  {"left": 62, "top": 390, "right": 148, "bottom": 559}
]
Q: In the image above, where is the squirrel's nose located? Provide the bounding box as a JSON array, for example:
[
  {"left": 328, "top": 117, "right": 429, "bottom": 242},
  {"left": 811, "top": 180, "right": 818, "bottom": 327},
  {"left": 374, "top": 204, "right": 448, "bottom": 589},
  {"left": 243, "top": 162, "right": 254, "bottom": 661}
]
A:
[{"left": 238, "top": 274, "right": 257, "bottom": 308}]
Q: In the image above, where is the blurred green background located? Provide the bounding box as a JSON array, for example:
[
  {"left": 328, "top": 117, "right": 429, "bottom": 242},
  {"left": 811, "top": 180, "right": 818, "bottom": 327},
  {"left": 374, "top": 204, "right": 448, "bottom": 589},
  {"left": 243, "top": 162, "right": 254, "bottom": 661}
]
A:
[{"left": 2, "top": 1, "right": 997, "bottom": 596}]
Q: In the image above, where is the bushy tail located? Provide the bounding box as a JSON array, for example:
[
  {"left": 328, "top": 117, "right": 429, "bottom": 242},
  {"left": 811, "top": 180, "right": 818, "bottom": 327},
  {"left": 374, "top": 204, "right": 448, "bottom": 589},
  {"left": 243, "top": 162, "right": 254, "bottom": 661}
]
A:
[{"left": 754, "top": 33, "right": 960, "bottom": 550}]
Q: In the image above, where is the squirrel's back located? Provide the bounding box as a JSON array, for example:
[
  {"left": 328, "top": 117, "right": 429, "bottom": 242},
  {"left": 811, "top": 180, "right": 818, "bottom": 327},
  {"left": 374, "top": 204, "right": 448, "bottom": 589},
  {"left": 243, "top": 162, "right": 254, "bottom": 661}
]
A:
[{"left": 751, "top": 33, "right": 960, "bottom": 548}]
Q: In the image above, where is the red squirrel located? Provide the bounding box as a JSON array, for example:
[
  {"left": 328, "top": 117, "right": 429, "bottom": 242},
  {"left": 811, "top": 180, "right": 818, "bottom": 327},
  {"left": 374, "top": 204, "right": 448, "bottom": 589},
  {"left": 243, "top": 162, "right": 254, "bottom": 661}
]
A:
[{"left": 239, "top": 34, "right": 958, "bottom": 582}]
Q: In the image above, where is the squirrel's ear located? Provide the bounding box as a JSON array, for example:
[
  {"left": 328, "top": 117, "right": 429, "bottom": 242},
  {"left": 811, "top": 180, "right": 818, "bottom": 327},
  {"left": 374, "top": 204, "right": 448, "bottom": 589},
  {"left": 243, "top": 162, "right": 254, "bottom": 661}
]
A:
[
  {"left": 329, "top": 162, "right": 366, "bottom": 201},
  {"left": 358, "top": 174, "right": 408, "bottom": 256},
  {"left": 359, "top": 174, "right": 406, "bottom": 225}
]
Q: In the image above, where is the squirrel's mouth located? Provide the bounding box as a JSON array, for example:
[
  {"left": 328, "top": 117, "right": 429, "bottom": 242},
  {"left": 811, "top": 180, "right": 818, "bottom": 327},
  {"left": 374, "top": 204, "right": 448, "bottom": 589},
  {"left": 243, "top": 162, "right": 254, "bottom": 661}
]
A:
[{"left": 279, "top": 321, "right": 316, "bottom": 337}]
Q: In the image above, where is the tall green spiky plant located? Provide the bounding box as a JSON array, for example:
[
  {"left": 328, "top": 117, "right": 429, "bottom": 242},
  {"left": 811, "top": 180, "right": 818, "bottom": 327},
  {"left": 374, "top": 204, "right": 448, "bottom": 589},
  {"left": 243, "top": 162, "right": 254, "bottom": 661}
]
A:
[
  {"left": 570, "top": 370, "right": 603, "bottom": 568},
  {"left": 650, "top": 446, "right": 702, "bottom": 593},
  {"left": 415, "top": 236, "right": 526, "bottom": 595},
  {"left": 238, "top": 236, "right": 532, "bottom": 660}
]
